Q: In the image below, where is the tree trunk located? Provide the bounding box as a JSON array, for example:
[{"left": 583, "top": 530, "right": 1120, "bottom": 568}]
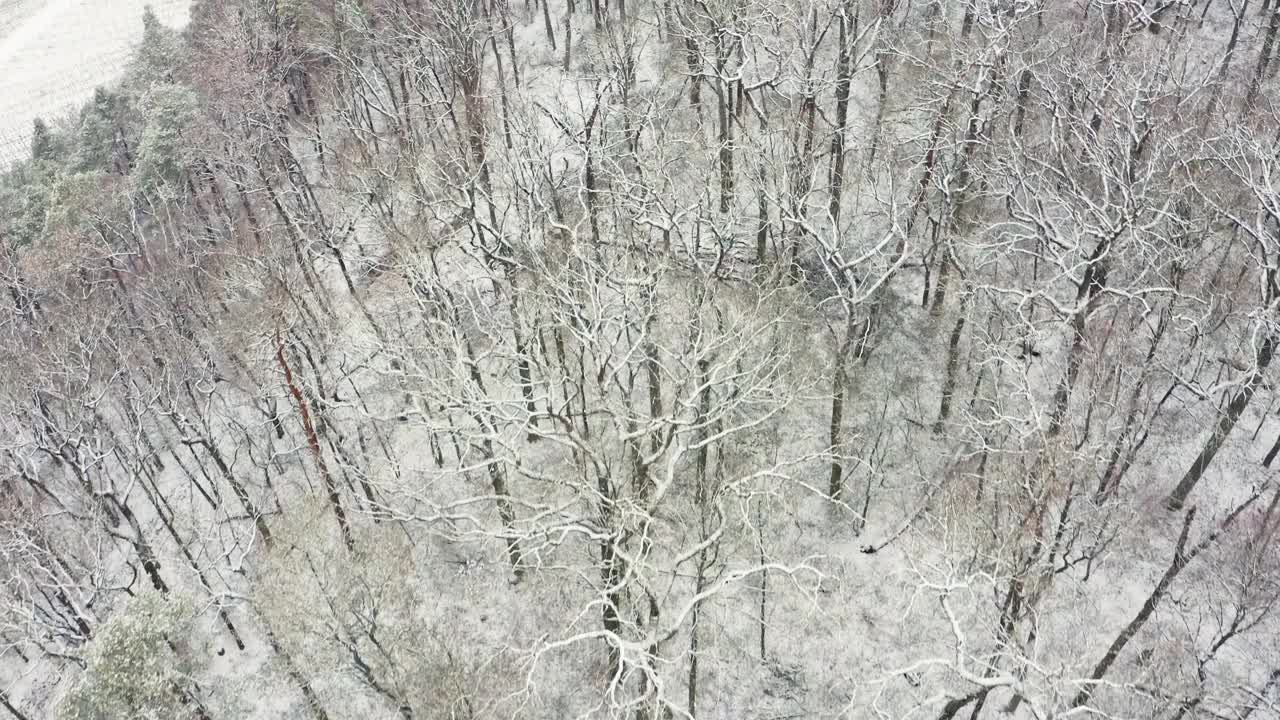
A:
[
  {"left": 276, "top": 332, "right": 355, "bottom": 552},
  {"left": 1248, "top": 5, "right": 1280, "bottom": 106},
  {"left": 541, "top": 0, "right": 557, "bottom": 49},
  {"left": 1204, "top": 0, "right": 1248, "bottom": 122},
  {"left": 1074, "top": 487, "right": 1269, "bottom": 709},
  {"left": 114, "top": 496, "right": 169, "bottom": 593},
  {"left": 756, "top": 165, "right": 770, "bottom": 266},
  {"left": 1072, "top": 509, "right": 1197, "bottom": 709},
  {"left": 0, "top": 691, "right": 32, "bottom": 720},
  {"left": 828, "top": 2, "right": 854, "bottom": 225},
  {"left": 563, "top": 6, "right": 573, "bottom": 71},
  {"left": 934, "top": 292, "right": 969, "bottom": 434},
  {"left": 756, "top": 497, "right": 768, "bottom": 660},
  {"left": 1264, "top": 426, "right": 1280, "bottom": 467},
  {"left": 1048, "top": 246, "right": 1109, "bottom": 437},
  {"left": 601, "top": 530, "right": 623, "bottom": 679},
  {"left": 828, "top": 313, "right": 859, "bottom": 500},
  {"left": 685, "top": 34, "right": 702, "bottom": 110},
  {"left": 1167, "top": 334, "right": 1276, "bottom": 510},
  {"left": 259, "top": 608, "right": 331, "bottom": 720},
  {"left": 715, "top": 31, "right": 735, "bottom": 214},
  {"left": 686, "top": 554, "right": 707, "bottom": 717}
]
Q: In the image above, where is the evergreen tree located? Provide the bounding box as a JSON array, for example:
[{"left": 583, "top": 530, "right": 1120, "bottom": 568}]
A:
[
  {"left": 29, "top": 118, "right": 61, "bottom": 165},
  {"left": 136, "top": 83, "right": 199, "bottom": 189},
  {"left": 75, "top": 88, "right": 135, "bottom": 173},
  {"left": 129, "top": 6, "right": 184, "bottom": 90},
  {"left": 58, "top": 592, "right": 206, "bottom": 720}
]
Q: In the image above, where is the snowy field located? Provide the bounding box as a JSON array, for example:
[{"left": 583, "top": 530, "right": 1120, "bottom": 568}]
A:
[{"left": 0, "top": 0, "right": 190, "bottom": 165}]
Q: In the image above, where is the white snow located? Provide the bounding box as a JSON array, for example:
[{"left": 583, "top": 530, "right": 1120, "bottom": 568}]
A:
[{"left": 0, "top": 0, "right": 190, "bottom": 165}]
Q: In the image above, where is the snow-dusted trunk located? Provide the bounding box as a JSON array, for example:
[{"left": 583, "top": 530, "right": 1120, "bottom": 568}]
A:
[
  {"left": 1073, "top": 487, "right": 1271, "bottom": 709},
  {"left": 827, "top": 2, "right": 854, "bottom": 226},
  {"left": 1166, "top": 333, "right": 1276, "bottom": 510},
  {"left": 933, "top": 290, "right": 969, "bottom": 433},
  {"left": 276, "top": 332, "right": 355, "bottom": 552},
  {"left": 1248, "top": 4, "right": 1280, "bottom": 106}
]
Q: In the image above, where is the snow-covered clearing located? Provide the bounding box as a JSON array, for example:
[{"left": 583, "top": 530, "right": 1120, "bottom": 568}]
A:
[{"left": 0, "top": 0, "right": 190, "bottom": 164}]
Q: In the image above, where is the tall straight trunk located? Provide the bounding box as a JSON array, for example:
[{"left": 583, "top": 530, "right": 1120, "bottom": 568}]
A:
[
  {"left": 789, "top": 85, "right": 817, "bottom": 277},
  {"left": 484, "top": 430, "right": 523, "bottom": 574},
  {"left": 276, "top": 332, "right": 355, "bottom": 552},
  {"left": 961, "top": 0, "right": 976, "bottom": 37},
  {"left": 583, "top": 165, "right": 603, "bottom": 249},
  {"left": 490, "top": 36, "right": 516, "bottom": 151},
  {"left": 687, "top": 550, "right": 710, "bottom": 717},
  {"left": 756, "top": 500, "right": 768, "bottom": 660},
  {"left": 514, "top": 331, "right": 540, "bottom": 437},
  {"left": 1072, "top": 510, "right": 1197, "bottom": 709},
  {"left": 158, "top": 419, "right": 220, "bottom": 510},
  {"left": 155, "top": 488, "right": 246, "bottom": 649},
  {"left": 827, "top": 2, "right": 855, "bottom": 225},
  {"left": 786, "top": 8, "right": 820, "bottom": 279},
  {"left": 1, "top": 692, "right": 32, "bottom": 720},
  {"left": 905, "top": 89, "right": 955, "bottom": 261},
  {"left": 866, "top": 43, "right": 891, "bottom": 166},
  {"left": 1264, "top": 426, "right": 1280, "bottom": 467},
  {"left": 644, "top": 348, "right": 663, "bottom": 441},
  {"left": 1097, "top": 313, "right": 1170, "bottom": 500},
  {"left": 563, "top": 6, "right": 573, "bottom": 71},
  {"left": 253, "top": 158, "right": 335, "bottom": 321},
  {"left": 688, "top": 357, "right": 715, "bottom": 715},
  {"left": 447, "top": 292, "right": 526, "bottom": 576},
  {"left": 1248, "top": 5, "right": 1280, "bottom": 106},
  {"left": 756, "top": 164, "right": 770, "bottom": 266},
  {"left": 1204, "top": 1, "right": 1248, "bottom": 123},
  {"left": 1073, "top": 488, "right": 1269, "bottom": 709},
  {"left": 709, "top": 18, "right": 737, "bottom": 214},
  {"left": 181, "top": 426, "right": 273, "bottom": 546},
  {"left": 541, "top": 0, "right": 557, "bottom": 48},
  {"left": 932, "top": 45, "right": 1002, "bottom": 313},
  {"left": 930, "top": 242, "right": 953, "bottom": 316},
  {"left": 114, "top": 496, "right": 168, "bottom": 593},
  {"left": 1167, "top": 334, "right": 1276, "bottom": 509},
  {"left": 600, "top": 499, "right": 623, "bottom": 679},
  {"left": 933, "top": 291, "right": 969, "bottom": 433},
  {"left": 828, "top": 313, "right": 861, "bottom": 500},
  {"left": 717, "top": 69, "right": 735, "bottom": 213},
  {"left": 458, "top": 45, "right": 540, "bottom": 444},
  {"left": 685, "top": 34, "right": 702, "bottom": 109},
  {"left": 924, "top": 0, "right": 943, "bottom": 47},
  {"left": 930, "top": 94, "right": 983, "bottom": 315},
  {"left": 1013, "top": 68, "right": 1033, "bottom": 137},
  {"left": 258, "top": 608, "right": 331, "bottom": 720},
  {"left": 1048, "top": 244, "right": 1109, "bottom": 437},
  {"left": 501, "top": 0, "right": 522, "bottom": 88},
  {"left": 118, "top": 429, "right": 246, "bottom": 649}
]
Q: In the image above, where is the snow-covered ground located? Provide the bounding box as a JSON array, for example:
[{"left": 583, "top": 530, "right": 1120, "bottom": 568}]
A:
[{"left": 0, "top": 0, "right": 190, "bottom": 165}]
